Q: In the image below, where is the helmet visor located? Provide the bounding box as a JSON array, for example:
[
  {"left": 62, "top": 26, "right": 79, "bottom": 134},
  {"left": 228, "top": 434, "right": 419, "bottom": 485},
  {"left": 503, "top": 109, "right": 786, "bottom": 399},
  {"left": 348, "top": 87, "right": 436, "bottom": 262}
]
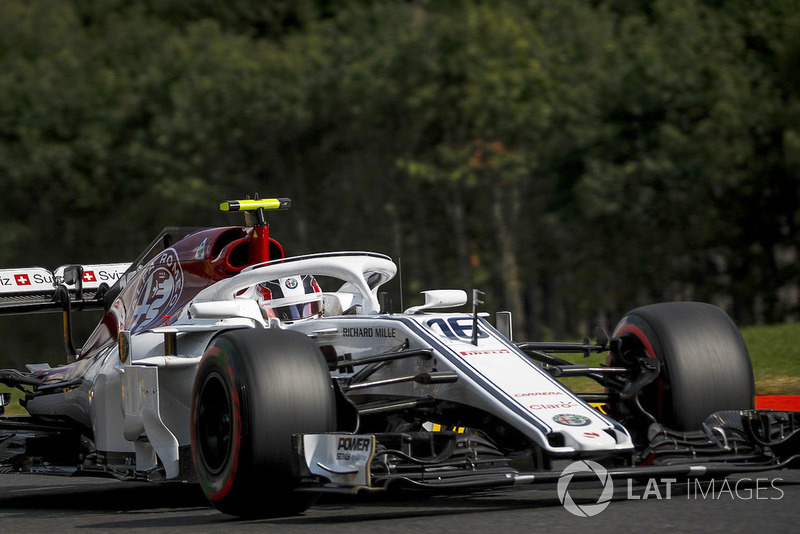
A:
[{"left": 270, "top": 300, "right": 322, "bottom": 322}]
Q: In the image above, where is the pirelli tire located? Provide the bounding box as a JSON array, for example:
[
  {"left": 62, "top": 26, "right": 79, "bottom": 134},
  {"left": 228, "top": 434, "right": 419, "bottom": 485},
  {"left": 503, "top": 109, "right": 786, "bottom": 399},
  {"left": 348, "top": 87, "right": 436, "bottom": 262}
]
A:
[
  {"left": 612, "top": 302, "right": 755, "bottom": 431},
  {"left": 191, "top": 328, "right": 337, "bottom": 518}
]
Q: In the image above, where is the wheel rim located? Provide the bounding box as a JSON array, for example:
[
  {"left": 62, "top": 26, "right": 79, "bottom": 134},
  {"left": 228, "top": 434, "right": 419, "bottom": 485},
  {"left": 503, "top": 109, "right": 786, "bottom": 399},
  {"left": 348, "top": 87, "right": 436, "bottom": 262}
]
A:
[{"left": 197, "top": 371, "right": 233, "bottom": 475}]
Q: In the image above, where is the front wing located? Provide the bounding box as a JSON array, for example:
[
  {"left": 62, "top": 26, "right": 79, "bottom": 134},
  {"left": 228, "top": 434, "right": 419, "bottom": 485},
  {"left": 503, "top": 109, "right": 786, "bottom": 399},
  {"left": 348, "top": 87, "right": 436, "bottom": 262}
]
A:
[{"left": 295, "top": 409, "right": 800, "bottom": 494}]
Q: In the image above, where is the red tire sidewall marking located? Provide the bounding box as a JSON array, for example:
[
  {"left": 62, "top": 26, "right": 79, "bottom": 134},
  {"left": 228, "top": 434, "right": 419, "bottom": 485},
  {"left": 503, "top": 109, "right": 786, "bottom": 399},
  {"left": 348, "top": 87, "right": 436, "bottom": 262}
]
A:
[{"left": 191, "top": 343, "right": 243, "bottom": 502}]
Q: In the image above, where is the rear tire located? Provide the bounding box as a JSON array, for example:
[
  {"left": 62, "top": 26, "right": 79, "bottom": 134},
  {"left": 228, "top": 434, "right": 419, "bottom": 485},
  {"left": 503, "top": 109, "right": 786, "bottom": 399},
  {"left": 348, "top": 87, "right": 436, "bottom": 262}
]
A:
[
  {"left": 191, "top": 328, "right": 336, "bottom": 517},
  {"left": 612, "top": 302, "right": 754, "bottom": 431}
]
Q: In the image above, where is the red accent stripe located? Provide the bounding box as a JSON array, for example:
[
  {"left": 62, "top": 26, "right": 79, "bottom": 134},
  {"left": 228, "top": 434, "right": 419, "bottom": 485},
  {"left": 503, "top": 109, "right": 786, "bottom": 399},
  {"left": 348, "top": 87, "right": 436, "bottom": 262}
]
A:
[{"left": 756, "top": 395, "right": 800, "bottom": 411}]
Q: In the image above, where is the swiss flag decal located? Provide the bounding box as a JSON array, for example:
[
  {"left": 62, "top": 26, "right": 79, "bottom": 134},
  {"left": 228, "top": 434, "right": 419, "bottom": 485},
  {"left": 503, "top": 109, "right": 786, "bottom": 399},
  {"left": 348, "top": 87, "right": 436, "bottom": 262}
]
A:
[
  {"left": 83, "top": 271, "right": 96, "bottom": 283},
  {"left": 14, "top": 274, "right": 31, "bottom": 286}
]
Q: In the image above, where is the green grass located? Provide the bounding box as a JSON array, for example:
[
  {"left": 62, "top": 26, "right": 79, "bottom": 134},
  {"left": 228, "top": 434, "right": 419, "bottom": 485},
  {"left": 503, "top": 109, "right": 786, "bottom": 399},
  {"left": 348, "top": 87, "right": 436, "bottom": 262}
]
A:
[
  {"left": 741, "top": 323, "right": 800, "bottom": 395},
  {"left": 1, "top": 323, "right": 799, "bottom": 416},
  {"left": 0, "top": 385, "right": 30, "bottom": 416}
]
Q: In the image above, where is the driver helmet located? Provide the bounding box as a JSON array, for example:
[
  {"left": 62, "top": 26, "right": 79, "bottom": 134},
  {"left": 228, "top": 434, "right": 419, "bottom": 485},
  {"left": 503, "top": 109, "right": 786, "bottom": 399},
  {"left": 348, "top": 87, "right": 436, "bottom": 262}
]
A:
[{"left": 255, "top": 275, "right": 323, "bottom": 322}]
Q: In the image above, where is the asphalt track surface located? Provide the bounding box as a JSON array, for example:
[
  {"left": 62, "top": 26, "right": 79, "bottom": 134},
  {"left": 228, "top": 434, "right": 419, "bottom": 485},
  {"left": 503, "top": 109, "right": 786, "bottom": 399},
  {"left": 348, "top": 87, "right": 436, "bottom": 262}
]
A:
[{"left": 1, "top": 468, "right": 798, "bottom": 533}]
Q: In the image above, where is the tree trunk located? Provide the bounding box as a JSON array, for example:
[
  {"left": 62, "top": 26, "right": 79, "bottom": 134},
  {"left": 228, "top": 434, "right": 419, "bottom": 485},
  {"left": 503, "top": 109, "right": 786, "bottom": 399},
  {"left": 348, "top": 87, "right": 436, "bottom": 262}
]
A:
[{"left": 491, "top": 181, "right": 526, "bottom": 338}]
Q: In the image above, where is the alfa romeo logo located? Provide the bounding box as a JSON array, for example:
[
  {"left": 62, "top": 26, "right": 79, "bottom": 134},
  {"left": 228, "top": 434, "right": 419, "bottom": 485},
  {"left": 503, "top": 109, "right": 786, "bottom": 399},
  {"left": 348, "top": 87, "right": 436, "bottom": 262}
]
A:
[
  {"left": 557, "top": 460, "right": 614, "bottom": 517},
  {"left": 284, "top": 277, "right": 298, "bottom": 289},
  {"left": 131, "top": 249, "right": 184, "bottom": 332},
  {"left": 553, "top": 413, "right": 591, "bottom": 426}
]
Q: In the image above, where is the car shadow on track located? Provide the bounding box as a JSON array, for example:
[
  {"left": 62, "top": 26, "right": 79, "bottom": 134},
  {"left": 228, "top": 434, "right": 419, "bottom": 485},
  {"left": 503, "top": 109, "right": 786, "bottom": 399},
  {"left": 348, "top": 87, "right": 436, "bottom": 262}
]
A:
[
  {"left": 4, "top": 474, "right": 799, "bottom": 530},
  {"left": 0, "top": 477, "right": 569, "bottom": 528},
  {"left": 0, "top": 480, "right": 210, "bottom": 511}
]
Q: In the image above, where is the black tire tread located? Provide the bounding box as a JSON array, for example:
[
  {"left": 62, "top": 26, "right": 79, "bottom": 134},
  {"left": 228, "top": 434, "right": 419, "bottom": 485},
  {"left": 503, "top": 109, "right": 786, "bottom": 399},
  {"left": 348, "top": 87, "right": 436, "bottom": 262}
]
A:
[
  {"left": 615, "top": 302, "right": 754, "bottom": 430},
  {"left": 192, "top": 328, "right": 336, "bottom": 517}
]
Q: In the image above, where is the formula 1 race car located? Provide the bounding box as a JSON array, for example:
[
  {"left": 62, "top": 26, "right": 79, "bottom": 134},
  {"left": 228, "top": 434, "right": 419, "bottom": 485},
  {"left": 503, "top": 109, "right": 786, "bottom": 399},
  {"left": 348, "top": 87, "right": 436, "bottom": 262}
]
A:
[{"left": 1, "top": 198, "right": 798, "bottom": 517}]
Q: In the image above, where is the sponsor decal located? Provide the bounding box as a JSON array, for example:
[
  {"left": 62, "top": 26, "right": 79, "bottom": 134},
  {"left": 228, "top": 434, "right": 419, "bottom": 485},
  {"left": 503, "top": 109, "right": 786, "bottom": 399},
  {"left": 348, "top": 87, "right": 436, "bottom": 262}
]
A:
[
  {"left": 54, "top": 265, "right": 126, "bottom": 287},
  {"left": 337, "top": 437, "right": 371, "bottom": 452},
  {"left": 514, "top": 391, "right": 564, "bottom": 397},
  {"left": 98, "top": 269, "right": 123, "bottom": 282},
  {"left": 6, "top": 271, "right": 52, "bottom": 286},
  {"left": 336, "top": 436, "right": 372, "bottom": 461},
  {"left": 459, "top": 349, "right": 510, "bottom": 356},
  {"left": 529, "top": 401, "right": 579, "bottom": 411},
  {"left": 583, "top": 432, "right": 601, "bottom": 438},
  {"left": 285, "top": 277, "right": 298, "bottom": 289},
  {"left": 552, "top": 413, "right": 592, "bottom": 426},
  {"left": 131, "top": 249, "right": 184, "bottom": 331},
  {"left": 341, "top": 327, "right": 397, "bottom": 338},
  {"left": 194, "top": 238, "right": 208, "bottom": 260}
]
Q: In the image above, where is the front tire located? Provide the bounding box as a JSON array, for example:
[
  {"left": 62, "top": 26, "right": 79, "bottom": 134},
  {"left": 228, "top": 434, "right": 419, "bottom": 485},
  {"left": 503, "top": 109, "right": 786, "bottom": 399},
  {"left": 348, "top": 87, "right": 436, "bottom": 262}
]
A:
[
  {"left": 611, "top": 302, "right": 754, "bottom": 431},
  {"left": 191, "top": 328, "right": 336, "bottom": 517}
]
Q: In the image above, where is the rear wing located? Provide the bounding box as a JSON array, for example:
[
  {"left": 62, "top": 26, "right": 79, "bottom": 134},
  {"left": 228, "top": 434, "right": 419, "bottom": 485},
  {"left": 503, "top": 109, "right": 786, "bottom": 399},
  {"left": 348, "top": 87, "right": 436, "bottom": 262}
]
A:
[
  {"left": 0, "top": 263, "right": 130, "bottom": 361},
  {"left": 0, "top": 228, "right": 202, "bottom": 362},
  {"left": 0, "top": 263, "right": 130, "bottom": 315}
]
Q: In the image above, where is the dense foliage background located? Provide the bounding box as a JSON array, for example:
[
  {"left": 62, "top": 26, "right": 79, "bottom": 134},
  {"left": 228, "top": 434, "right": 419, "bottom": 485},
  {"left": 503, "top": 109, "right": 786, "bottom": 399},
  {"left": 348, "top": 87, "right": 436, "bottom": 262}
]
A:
[{"left": 2, "top": 0, "right": 800, "bottom": 366}]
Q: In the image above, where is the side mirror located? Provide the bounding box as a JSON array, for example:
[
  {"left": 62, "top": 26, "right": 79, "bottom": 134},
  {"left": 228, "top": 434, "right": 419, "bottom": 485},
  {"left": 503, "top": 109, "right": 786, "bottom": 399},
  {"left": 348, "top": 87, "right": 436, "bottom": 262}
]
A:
[{"left": 404, "top": 290, "right": 468, "bottom": 314}]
